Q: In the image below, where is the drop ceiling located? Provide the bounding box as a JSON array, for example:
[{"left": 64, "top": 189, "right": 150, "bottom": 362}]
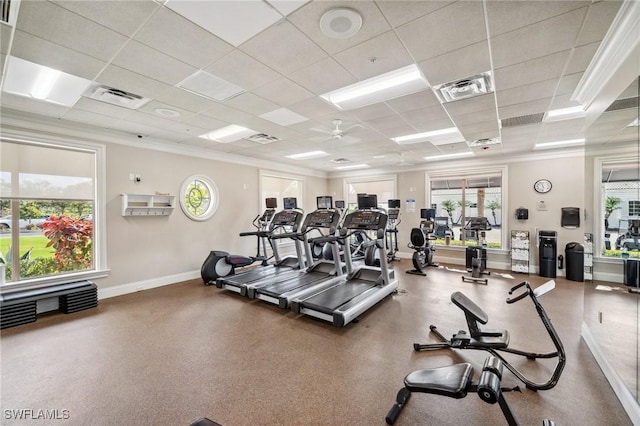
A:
[{"left": 0, "top": 0, "right": 633, "bottom": 174}]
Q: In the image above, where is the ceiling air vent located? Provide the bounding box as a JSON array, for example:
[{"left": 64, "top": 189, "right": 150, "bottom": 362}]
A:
[
  {"left": 605, "top": 96, "right": 639, "bottom": 112},
  {"left": 468, "top": 137, "right": 501, "bottom": 147},
  {"left": 244, "top": 133, "right": 281, "bottom": 144},
  {"left": 84, "top": 85, "right": 151, "bottom": 110},
  {"left": 1, "top": 0, "right": 17, "bottom": 24},
  {"left": 331, "top": 158, "right": 351, "bottom": 163},
  {"left": 434, "top": 71, "right": 494, "bottom": 103},
  {"left": 500, "top": 113, "right": 544, "bottom": 128}
]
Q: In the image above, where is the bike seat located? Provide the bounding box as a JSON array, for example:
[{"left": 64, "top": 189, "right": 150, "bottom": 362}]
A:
[{"left": 404, "top": 363, "right": 473, "bottom": 398}]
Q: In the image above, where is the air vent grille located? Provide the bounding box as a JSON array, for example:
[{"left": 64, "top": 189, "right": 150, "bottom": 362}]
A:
[
  {"left": 83, "top": 85, "right": 150, "bottom": 110},
  {"left": 331, "top": 158, "right": 350, "bottom": 163},
  {"left": 245, "top": 133, "right": 281, "bottom": 144},
  {"left": 469, "top": 137, "right": 501, "bottom": 147},
  {"left": 501, "top": 113, "right": 544, "bottom": 128},
  {"left": 605, "top": 97, "right": 639, "bottom": 112},
  {"left": 1, "top": 0, "right": 11, "bottom": 23}
]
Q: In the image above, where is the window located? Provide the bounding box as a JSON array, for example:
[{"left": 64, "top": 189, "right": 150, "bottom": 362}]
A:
[
  {"left": 426, "top": 167, "right": 506, "bottom": 249},
  {"left": 343, "top": 175, "right": 397, "bottom": 211},
  {"left": 0, "top": 138, "right": 104, "bottom": 286},
  {"left": 599, "top": 158, "right": 640, "bottom": 257},
  {"left": 179, "top": 174, "right": 219, "bottom": 221},
  {"left": 260, "top": 171, "right": 304, "bottom": 211}
]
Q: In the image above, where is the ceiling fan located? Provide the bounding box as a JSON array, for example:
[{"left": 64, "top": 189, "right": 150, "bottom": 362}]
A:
[
  {"left": 395, "top": 152, "right": 413, "bottom": 167},
  {"left": 310, "top": 119, "right": 362, "bottom": 142}
]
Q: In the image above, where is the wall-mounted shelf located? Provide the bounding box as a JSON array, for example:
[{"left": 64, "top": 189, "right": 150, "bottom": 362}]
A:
[
  {"left": 511, "top": 230, "right": 530, "bottom": 273},
  {"left": 121, "top": 193, "right": 175, "bottom": 216}
]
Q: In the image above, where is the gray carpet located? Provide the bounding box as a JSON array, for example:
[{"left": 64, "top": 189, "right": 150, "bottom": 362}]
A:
[{"left": 0, "top": 260, "right": 633, "bottom": 425}]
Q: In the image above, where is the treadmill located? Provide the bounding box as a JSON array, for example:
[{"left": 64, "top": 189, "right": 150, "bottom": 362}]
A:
[
  {"left": 246, "top": 196, "right": 346, "bottom": 308},
  {"left": 291, "top": 194, "right": 399, "bottom": 327},
  {"left": 216, "top": 198, "right": 305, "bottom": 294}
]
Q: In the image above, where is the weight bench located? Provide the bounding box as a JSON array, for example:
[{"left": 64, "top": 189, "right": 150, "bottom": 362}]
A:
[
  {"left": 0, "top": 280, "right": 97, "bottom": 329},
  {"left": 386, "top": 356, "right": 555, "bottom": 426}
]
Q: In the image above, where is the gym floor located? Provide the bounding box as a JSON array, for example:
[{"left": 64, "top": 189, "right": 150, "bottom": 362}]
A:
[{"left": 0, "top": 260, "right": 634, "bottom": 425}]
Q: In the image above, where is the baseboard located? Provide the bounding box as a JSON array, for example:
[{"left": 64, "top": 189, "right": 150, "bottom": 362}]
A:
[
  {"left": 582, "top": 322, "right": 640, "bottom": 425},
  {"left": 98, "top": 270, "right": 201, "bottom": 300}
]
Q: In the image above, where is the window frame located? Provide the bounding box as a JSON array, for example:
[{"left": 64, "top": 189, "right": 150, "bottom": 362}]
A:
[
  {"left": 342, "top": 174, "right": 398, "bottom": 210},
  {"left": 259, "top": 169, "right": 305, "bottom": 211},
  {"left": 0, "top": 135, "right": 107, "bottom": 290},
  {"left": 179, "top": 174, "right": 219, "bottom": 221},
  {"left": 425, "top": 166, "right": 508, "bottom": 251}
]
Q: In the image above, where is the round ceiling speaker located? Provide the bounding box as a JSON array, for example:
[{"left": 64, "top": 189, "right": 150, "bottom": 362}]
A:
[{"left": 320, "top": 8, "right": 362, "bottom": 39}]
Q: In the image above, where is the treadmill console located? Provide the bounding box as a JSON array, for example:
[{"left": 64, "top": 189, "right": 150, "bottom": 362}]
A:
[
  {"left": 343, "top": 211, "right": 386, "bottom": 230},
  {"left": 388, "top": 208, "right": 399, "bottom": 221},
  {"left": 271, "top": 210, "right": 302, "bottom": 226},
  {"left": 260, "top": 208, "right": 275, "bottom": 222},
  {"left": 306, "top": 210, "right": 339, "bottom": 227}
]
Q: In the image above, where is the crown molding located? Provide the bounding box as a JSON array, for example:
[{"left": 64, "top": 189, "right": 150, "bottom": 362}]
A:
[
  {"left": 0, "top": 108, "right": 329, "bottom": 179},
  {"left": 572, "top": 0, "right": 640, "bottom": 110}
]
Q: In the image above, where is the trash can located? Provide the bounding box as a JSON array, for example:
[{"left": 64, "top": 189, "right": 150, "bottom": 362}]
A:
[
  {"left": 539, "top": 230, "right": 557, "bottom": 278},
  {"left": 624, "top": 258, "right": 640, "bottom": 288},
  {"left": 565, "top": 242, "right": 584, "bottom": 282}
]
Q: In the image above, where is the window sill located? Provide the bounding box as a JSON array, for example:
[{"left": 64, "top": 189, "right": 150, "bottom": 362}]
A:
[{"left": 0, "top": 269, "right": 110, "bottom": 294}]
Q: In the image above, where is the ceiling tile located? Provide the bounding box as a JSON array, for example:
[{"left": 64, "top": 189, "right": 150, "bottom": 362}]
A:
[
  {"left": 240, "top": 20, "right": 327, "bottom": 75},
  {"left": 16, "top": 1, "right": 129, "bottom": 62},
  {"left": 375, "top": 1, "right": 454, "bottom": 28},
  {"left": 385, "top": 90, "right": 441, "bottom": 114},
  {"left": 575, "top": 1, "right": 622, "bottom": 47},
  {"left": 204, "top": 49, "right": 281, "bottom": 91},
  {"left": 1, "top": 92, "right": 69, "bottom": 118},
  {"left": 51, "top": 0, "right": 159, "bottom": 37},
  {"left": 266, "top": 1, "right": 310, "bottom": 16},
  {"left": 349, "top": 103, "right": 399, "bottom": 122},
  {"left": 564, "top": 41, "right": 600, "bottom": 75},
  {"left": 363, "top": 115, "right": 414, "bottom": 134},
  {"left": 401, "top": 105, "right": 454, "bottom": 131},
  {"left": 486, "top": 1, "right": 589, "bottom": 38},
  {"left": 224, "top": 92, "right": 280, "bottom": 116},
  {"left": 111, "top": 40, "right": 198, "bottom": 86},
  {"left": 458, "top": 120, "right": 500, "bottom": 138},
  {"left": 452, "top": 109, "right": 499, "bottom": 128},
  {"left": 177, "top": 113, "right": 228, "bottom": 132},
  {"left": 491, "top": 8, "right": 588, "bottom": 68},
  {"left": 444, "top": 94, "right": 496, "bottom": 117},
  {"left": 547, "top": 93, "right": 583, "bottom": 110},
  {"left": 1, "top": 22, "right": 11, "bottom": 54},
  {"left": 62, "top": 107, "right": 129, "bottom": 131},
  {"left": 73, "top": 97, "right": 132, "bottom": 120},
  {"left": 252, "top": 78, "right": 315, "bottom": 107},
  {"left": 288, "top": 57, "right": 357, "bottom": 95},
  {"left": 494, "top": 50, "right": 571, "bottom": 92},
  {"left": 288, "top": 1, "right": 390, "bottom": 55},
  {"left": 496, "top": 78, "right": 559, "bottom": 107},
  {"left": 333, "top": 31, "right": 413, "bottom": 80},
  {"left": 419, "top": 40, "right": 491, "bottom": 87},
  {"left": 396, "top": 1, "right": 487, "bottom": 63},
  {"left": 134, "top": 7, "right": 234, "bottom": 69},
  {"left": 199, "top": 103, "right": 254, "bottom": 126},
  {"left": 154, "top": 86, "right": 219, "bottom": 114},
  {"left": 166, "top": 0, "right": 283, "bottom": 47},
  {"left": 10, "top": 31, "right": 107, "bottom": 80},
  {"left": 287, "top": 97, "right": 341, "bottom": 120}
]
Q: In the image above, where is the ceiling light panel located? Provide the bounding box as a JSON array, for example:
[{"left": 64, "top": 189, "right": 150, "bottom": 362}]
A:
[
  {"left": 392, "top": 127, "right": 464, "bottom": 145},
  {"left": 543, "top": 105, "right": 586, "bottom": 122},
  {"left": 433, "top": 71, "right": 494, "bottom": 103},
  {"left": 335, "top": 164, "right": 369, "bottom": 170},
  {"left": 533, "top": 138, "right": 585, "bottom": 150},
  {"left": 165, "top": 0, "right": 283, "bottom": 47},
  {"left": 3, "top": 56, "right": 92, "bottom": 107},
  {"left": 259, "top": 108, "right": 309, "bottom": 126},
  {"left": 177, "top": 70, "right": 244, "bottom": 101},
  {"left": 424, "top": 152, "right": 474, "bottom": 161},
  {"left": 199, "top": 125, "right": 255, "bottom": 143},
  {"left": 286, "top": 150, "right": 329, "bottom": 160},
  {"left": 320, "top": 64, "right": 428, "bottom": 110}
]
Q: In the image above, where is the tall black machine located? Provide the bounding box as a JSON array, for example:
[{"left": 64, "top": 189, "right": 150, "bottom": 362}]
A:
[{"left": 538, "top": 230, "right": 557, "bottom": 278}]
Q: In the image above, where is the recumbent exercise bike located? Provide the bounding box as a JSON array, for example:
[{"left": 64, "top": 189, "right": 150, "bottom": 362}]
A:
[{"left": 406, "top": 208, "right": 438, "bottom": 276}]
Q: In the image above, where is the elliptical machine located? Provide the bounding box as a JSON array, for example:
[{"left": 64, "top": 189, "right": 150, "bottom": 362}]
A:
[
  {"left": 201, "top": 198, "right": 276, "bottom": 285},
  {"left": 462, "top": 216, "right": 491, "bottom": 285},
  {"left": 386, "top": 199, "right": 401, "bottom": 262},
  {"left": 406, "top": 209, "right": 438, "bottom": 276}
]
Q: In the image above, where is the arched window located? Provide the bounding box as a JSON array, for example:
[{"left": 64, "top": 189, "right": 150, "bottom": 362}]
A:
[{"left": 179, "top": 175, "right": 219, "bottom": 221}]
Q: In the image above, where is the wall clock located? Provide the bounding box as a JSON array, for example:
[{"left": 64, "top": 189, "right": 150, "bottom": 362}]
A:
[{"left": 534, "top": 179, "right": 552, "bottom": 194}]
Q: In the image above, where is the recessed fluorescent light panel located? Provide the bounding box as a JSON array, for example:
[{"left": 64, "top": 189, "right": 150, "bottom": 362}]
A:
[
  {"left": 392, "top": 127, "right": 464, "bottom": 145},
  {"left": 286, "top": 151, "right": 329, "bottom": 160},
  {"left": 533, "top": 138, "right": 585, "bottom": 150},
  {"left": 424, "top": 152, "right": 474, "bottom": 161},
  {"left": 334, "top": 164, "right": 370, "bottom": 170},
  {"left": 259, "top": 108, "right": 309, "bottom": 126},
  {"left": 199, "top": 124, "right": 255, "bottom": 143},
  {"left": 629, "top": 118, "right": 639, "bottom": 127},
  {"left": 433, "top": 72, "right": 494, "bottom": 103},
  {"left": 320, "top": 64, "right": 428, "bottom": 111},
  {"left": 543, "top": 106, "right": 586, "bottom": 122},
  {"left": 177, "top": 70, "right": 244, "bottom": 101},
  {"left": 2, "top": 56, "right": 92, "bottom": 106}
]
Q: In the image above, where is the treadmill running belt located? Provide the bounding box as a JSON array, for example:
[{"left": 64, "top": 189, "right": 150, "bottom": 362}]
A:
[
  {"left": 259, "top": 272, "right": 328, "bottom": 297},
  {"left": 224, "top": 266, "right": 292, "bottom": 285},
  {"left": 301, "top": 281, "right": 375, "bottom": 313}
]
